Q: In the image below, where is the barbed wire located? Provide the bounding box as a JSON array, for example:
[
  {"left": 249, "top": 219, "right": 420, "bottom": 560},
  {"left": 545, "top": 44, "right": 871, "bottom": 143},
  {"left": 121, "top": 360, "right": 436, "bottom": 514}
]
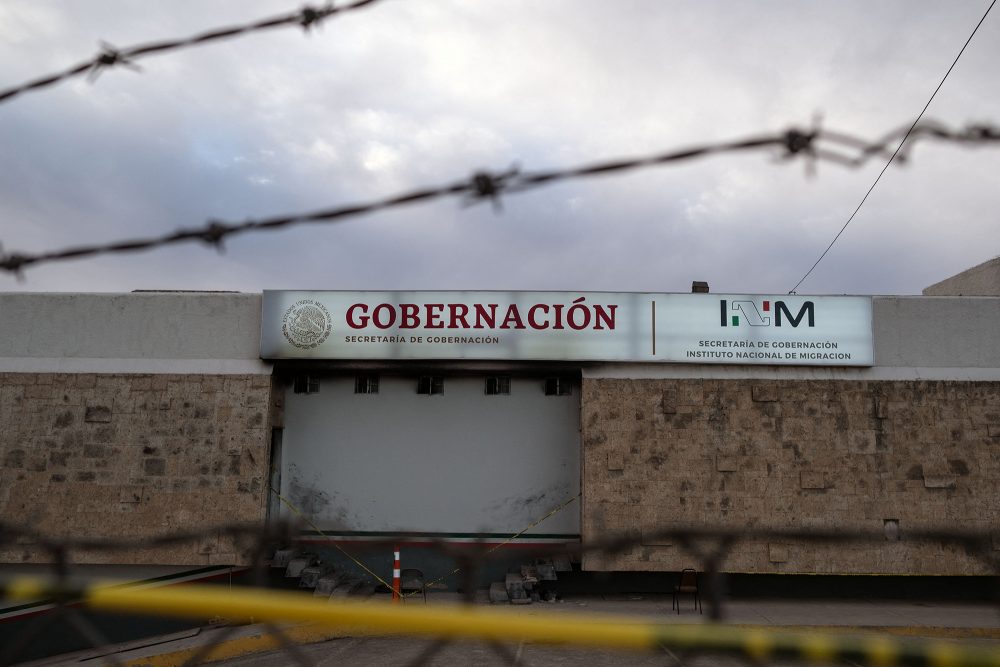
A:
[
  {"left": 1, "top": 519, "right": 998, "bottom": 666},
  {"left": 0, "top": 0, "right": 385, "bottom": 106},
  {"left": 1, "top": 120, "right": 998, "bottom": 277}
]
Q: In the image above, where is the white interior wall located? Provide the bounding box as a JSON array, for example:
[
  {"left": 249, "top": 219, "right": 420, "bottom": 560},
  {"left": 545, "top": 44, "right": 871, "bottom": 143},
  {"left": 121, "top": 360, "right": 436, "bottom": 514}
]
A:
[{"left": 279, "top": 375, "right": 581, "bottom": 535}]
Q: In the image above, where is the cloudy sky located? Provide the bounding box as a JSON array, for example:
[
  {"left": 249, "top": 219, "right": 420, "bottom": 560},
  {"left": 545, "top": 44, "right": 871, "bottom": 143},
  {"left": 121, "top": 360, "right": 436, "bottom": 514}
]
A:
[{"left": 0, "top": 0, "right": 997, "bottom": 296}]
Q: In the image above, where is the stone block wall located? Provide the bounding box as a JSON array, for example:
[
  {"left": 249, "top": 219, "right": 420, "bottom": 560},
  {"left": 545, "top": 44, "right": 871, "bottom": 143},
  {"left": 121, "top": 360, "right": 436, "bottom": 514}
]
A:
[
  {"left": 581, "top": 378, "right": 1000, "bottom": 574},
  {"left": 0, "top": 373, "right": 273, "bottom": 566}
]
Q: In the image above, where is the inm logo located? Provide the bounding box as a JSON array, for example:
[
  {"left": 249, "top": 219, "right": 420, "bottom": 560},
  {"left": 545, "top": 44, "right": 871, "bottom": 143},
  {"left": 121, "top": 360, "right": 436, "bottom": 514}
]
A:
[{"left": 719, "top": 299, "right": 815, "bottom": 328}]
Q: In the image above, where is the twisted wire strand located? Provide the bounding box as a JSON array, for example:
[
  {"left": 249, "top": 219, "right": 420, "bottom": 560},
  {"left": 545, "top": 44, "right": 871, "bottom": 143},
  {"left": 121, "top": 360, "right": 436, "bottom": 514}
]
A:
[
  {"left": 0, "top": 0, "right": 385, "bottom": 105},
  {"left": 1, "top": 120, "right": 997, "bottom": 276}
]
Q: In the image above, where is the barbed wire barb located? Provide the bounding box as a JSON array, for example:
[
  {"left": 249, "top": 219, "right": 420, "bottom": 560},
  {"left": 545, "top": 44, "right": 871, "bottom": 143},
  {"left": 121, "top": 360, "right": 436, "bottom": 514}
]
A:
[
  {"left": 86, "top": 42, "right": 141, "bottom": 83},
  {"left": 464, "top": 164, "right": 520, "bottom": 212},
  {"left": 201, "top": 220, "right": 231, "bottom": 254},
  {"left": 299, "top": 3, "right": 336, "bottom": 32},
  {"left": 1, "top": 120, "right": 998, "bottom": 277}
]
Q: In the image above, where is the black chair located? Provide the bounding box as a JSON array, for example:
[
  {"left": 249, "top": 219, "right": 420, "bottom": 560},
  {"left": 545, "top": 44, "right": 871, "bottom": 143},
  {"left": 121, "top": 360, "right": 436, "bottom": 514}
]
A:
[
  {"left": 672, "top": 568, "right": 702, "bottom": 614},
  {"left": 400, "top": 568, "right": 427, "bottom": 603}
]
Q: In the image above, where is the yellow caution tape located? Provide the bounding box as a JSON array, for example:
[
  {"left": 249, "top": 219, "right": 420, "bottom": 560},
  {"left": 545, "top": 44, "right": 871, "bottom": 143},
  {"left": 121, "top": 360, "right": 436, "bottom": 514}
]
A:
[{"left": 5, "top": 579, "right": 1000, "bottom": 667}]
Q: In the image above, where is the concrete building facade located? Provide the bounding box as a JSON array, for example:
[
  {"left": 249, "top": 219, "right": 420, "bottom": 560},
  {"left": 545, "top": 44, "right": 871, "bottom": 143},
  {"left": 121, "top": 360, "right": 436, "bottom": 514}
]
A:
[
  {"left": 0, "top": 293, "right": 272, "bottom": 566},
  {"left": 0, "top": 291, "right": 997, "bottom": 575},
  {"left": 923, "top": 256, "right": 1000, "bottom": 296}
]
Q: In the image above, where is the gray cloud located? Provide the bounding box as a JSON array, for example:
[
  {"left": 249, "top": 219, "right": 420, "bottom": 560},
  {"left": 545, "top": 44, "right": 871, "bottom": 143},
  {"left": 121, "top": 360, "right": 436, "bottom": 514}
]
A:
[{"left": 0, "top": 0, "right": 997, "bottom": 295}]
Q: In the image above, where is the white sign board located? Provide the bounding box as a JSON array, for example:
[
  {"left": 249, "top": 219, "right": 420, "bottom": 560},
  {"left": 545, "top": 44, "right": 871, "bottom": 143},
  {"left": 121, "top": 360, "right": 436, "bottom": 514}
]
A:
[{"left": 261, "top": 291, "right": 873, "bottom": 366}]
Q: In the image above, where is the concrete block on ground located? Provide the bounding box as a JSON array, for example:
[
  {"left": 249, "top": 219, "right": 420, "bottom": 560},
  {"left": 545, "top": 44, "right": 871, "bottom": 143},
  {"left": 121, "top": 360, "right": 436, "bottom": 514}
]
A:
[
  {"left": 314, "top": 572, "right": 341, "bottom": 597},
  {"left": 299, "top": 565, "right": 331, "bottom": 589},
  {"left": 505, "top": 573, "right": 528, "bottom": 603},
  {"left": 285, "top": 555, "right": 316, "bottom": 578},
  {"left": 271, "top": 549, "right": 299, "bottom": 569},
  {"left": 489, "top": 581, "right": 510, "bottom": 603}
]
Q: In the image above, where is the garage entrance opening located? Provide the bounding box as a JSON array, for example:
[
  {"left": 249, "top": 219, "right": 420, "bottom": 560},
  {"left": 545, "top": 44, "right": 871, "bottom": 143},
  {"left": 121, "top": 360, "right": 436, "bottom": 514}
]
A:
[{"left": 277, "top": 372, "right": 581, "bottom": 541}]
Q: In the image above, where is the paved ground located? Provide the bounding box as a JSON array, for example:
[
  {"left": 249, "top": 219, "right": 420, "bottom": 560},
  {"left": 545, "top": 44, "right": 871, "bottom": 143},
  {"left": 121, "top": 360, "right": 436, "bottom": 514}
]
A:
[
  {"left": 23, "top": 593, "right": 1000, "bottom": 666},
  {"left": 221, "top": 635, "right": 752, "bottom": 666}
]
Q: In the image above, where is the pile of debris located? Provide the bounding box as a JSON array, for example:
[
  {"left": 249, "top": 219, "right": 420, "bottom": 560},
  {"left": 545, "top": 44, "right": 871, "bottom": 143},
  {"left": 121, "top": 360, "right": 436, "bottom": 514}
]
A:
[
  {"left": 272, "top": 548, "right": 375, "bottom": 599},
  {"left": 489, "top": 556, "right": 572, "bottom": 604}
]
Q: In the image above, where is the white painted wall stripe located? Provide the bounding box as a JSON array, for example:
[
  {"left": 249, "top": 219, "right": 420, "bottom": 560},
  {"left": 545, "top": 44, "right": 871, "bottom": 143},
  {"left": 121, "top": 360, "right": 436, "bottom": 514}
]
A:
[
  {"left": 583, "top": 365, "right": 1000, "bottom": 382},
  {"left": 0, "top": 357, "right": 272, "bottom": 375}
]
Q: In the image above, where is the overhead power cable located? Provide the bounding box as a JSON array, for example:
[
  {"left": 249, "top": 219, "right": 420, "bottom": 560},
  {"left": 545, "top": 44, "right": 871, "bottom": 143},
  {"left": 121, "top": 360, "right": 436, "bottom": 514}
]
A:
[
  {"left": 788, "top": 0, "right": 998, "bottom": 294},
  {"left": 1, "top": 120, "right": 998, "bottom": 276},
  {"left": 0, "top": 0, "right": 384, "bottom": 105}
]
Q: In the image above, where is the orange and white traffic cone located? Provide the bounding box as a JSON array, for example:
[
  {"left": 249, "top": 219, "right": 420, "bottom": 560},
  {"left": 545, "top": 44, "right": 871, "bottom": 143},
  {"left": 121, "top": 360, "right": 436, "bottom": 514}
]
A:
[{"left": 392, "top": 545, "right": 401, "bottom": 604}]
